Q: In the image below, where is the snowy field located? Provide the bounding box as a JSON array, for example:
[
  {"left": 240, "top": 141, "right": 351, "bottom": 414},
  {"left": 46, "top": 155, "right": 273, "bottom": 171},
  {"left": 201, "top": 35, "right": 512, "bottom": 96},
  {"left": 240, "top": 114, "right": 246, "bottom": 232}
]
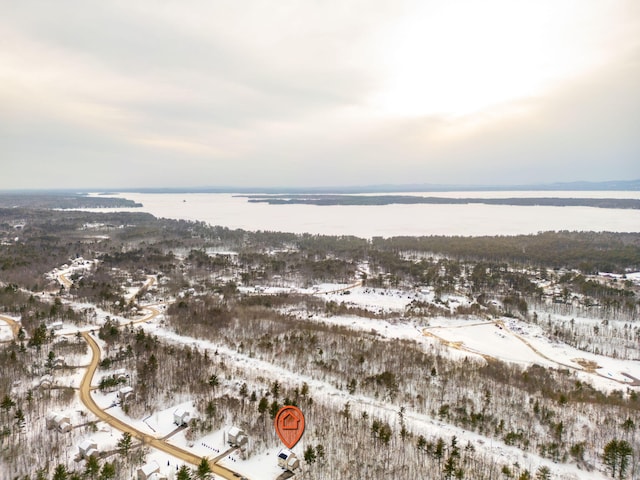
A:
[{"left": 19, "top": 261, "right": 636, "bottom": 480}]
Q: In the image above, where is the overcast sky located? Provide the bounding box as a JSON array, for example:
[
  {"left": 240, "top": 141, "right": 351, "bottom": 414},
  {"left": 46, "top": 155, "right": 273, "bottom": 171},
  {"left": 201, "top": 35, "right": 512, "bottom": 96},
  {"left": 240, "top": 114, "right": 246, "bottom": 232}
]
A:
[{"left": 2, "top": 0, "right": 639, "bottom": 190}]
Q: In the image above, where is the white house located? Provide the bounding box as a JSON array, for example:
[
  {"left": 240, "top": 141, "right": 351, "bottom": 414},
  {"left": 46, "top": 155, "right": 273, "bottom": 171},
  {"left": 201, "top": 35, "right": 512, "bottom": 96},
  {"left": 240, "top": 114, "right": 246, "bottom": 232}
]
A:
[
  {"left": 277, "top": 449, "right": 300, "bottom": 471},
  {"left": 228, "top": 426, "right": 248, "bottom": 447},
  {"left": 136, "top": 460, "right": 160, "bottom": 480},
  {"left": 78, "top": 439, "right": 98, "bottom": 459},
  {"left": 173, "top": 408, "right": 191, "bottom": 426},
  {"left": 118, "top": 386, "right": 134, "bottom": 402},
  {"left": 46, "top": 412, "right": 72, "bottom": 433}
]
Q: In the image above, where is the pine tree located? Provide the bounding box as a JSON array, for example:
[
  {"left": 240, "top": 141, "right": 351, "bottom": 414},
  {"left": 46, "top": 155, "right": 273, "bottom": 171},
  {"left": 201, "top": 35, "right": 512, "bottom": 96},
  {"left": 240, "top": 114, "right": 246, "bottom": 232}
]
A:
[
  {"left": 604, "top": 439, "right": 634, "bottom": 479},
  {"left": 269, "top": 400, "right": 280, "bottom": 419},
  {"left": 52, "top": 464, "right": 68, "bottom": 480},
  {"left": 0, "top": 394, "right": 15, "bottom": 415},
  {"left": 304, "top": 445, "right": 316, "bottom": 464},
  {"left": 84, "top": 455, "right": 100, "bottom": 480},
  {"left": 117, "top": 432, "right": 133, "bottom": 457},
  {"left": 535, "top": 466, "right": 551, "bottom": 480},
  {"left": 177, "top": 465, "right": 192, "bottom": 480},
  {"left": 99, "top": 462, "right": 116, "bottom": 480},
  {"left": 258, "top": 397, "right": 268, "bottom": 416},
  {"left": 617, "top": 440, "right": 633, "bottom": 479},
  {"left": 194, "top": 457, "right": 212, "bottom": 480}
]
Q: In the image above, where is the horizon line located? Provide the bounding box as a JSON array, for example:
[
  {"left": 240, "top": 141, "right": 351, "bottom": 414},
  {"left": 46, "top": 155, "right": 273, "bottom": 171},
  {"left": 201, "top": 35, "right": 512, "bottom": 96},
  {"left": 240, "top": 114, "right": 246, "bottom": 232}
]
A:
[{"left": 1, "top": 179, "right": 639, "bottom": 194}]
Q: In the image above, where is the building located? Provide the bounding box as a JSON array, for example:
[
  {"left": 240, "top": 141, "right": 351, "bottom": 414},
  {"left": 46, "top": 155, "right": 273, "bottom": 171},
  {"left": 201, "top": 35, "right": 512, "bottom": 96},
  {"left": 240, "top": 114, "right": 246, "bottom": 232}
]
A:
[
  {"left": 78, "top": 439, "right": 98, "bottom": 459},
  {"left": 277, "top": 449, "right": 300, "bottom": 471},
  {"left": 227, "top": 426, "right": 248, "bottom": 447},
  {"left": 173, "top": 408, "right": 191, "bottom": 426},
  {"left": 136, "top": 460, "right": 160, "bottom": 480},
  {"left": 46, "top": 412, "right": 72, "bottom": 433},
  {"left": 118, "top": 386, "right": 134, "bottom": 402}
]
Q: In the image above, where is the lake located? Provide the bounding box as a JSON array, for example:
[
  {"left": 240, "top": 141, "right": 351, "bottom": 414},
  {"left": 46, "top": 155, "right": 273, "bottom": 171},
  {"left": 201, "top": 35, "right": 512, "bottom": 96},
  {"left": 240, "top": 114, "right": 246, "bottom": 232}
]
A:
[{"left": 89, "top": 191, "right": 640, "bottom": 238}]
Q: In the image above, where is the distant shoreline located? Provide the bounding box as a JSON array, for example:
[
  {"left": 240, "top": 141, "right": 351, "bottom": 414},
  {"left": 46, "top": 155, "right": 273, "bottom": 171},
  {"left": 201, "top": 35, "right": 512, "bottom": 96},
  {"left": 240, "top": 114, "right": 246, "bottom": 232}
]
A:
[{"left": 244, "top": 195, "right": 640, "bottom": 209}]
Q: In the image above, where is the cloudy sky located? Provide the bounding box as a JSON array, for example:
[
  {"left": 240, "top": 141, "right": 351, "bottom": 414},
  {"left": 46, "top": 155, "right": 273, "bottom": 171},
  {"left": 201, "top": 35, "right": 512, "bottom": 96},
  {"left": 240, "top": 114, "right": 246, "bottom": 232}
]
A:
[{"left": 2, "top": 0, "right": 639, "bottom": 189}]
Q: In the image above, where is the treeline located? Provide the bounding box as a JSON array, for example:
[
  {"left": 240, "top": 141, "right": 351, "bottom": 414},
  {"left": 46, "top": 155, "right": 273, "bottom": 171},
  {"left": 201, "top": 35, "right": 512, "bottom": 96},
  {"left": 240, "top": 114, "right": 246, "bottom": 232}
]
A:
[
  {"left": 0, "top": 193, "right": 141, "bottom": 209},
  {"left": 5, "top": 207, "right": 639, "bottom": 277},
  {"left": 372, "top": 232, "right": 640, "bottom": 273},
  {"left": 246, "top": 194, "right": 640, "bottom": 209}
]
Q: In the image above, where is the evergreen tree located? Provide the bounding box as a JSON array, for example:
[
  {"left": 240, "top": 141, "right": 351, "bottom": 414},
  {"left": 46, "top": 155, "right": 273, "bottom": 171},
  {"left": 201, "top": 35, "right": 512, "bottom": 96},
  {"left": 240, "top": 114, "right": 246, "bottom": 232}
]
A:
[
  {"left": 604, "top": 439, "right": 633, "bottom": 479},
  {"left": 269, "top": 400, "right": 280, "bottom": 419},
  {"left": 0, "top": 394, "right": 15, "bottom": 415},
  {"left": 258, "top": 397, "right": 269, "bottom": 416},
  {"left": 535, "top": 466, "right": 551, "bottom": 480},
  {"left": 304, "top": 445, "right": 316, "bottom": 464},
  {"left": 52, "top": 464, "right": 68, "bottom": 480},
  {"left": 194, "top": 457, "right": 212, "bottom": 480},
  {"left": 176, "top": 465, "right": 192, "bottom": 480},
  {"left": 99, "top": 462, "right": 116, "bottom": 480},
  {"left": 117, "top": 432, "right": 133, "bottom": 457},
  {"left": 84, "top": 455, "right": 100, "bottom": 479}
]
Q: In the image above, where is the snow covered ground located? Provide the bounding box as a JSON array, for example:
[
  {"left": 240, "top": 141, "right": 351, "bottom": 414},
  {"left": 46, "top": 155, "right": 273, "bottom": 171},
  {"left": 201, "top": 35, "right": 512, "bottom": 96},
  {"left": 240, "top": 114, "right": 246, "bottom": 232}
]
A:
[
  {"left": 138, "top": 320, "right": 614, "bottom": 480},
  {"left": 26, "top": 261, "right": 637, "bottom": 480},
  {"left": 424, "top": 317, "right": 640, "bottom": 390},
  {"left": 0, "top": 321, "right": 14, "bottom": 341},
  {"left": 88, "top": 389, "right": 287, "bottom": 480}
]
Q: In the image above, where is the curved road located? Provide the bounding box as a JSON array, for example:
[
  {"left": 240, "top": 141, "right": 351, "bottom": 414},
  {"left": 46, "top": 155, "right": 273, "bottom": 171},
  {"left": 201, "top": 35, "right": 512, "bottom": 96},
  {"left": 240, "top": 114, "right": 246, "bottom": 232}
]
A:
[
  {"left": 63, "top": 269, "right": 244, "bottom": 477},
  {"left": 79, "top": 332, "right": 243, "bottom": 479}
]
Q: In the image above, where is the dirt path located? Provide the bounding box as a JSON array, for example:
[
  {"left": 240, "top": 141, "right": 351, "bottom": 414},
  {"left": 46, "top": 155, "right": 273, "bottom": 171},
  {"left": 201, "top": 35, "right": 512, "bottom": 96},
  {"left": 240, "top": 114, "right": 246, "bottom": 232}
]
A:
[
  {"left": 126, "top": 275, "right": 157, "bottom": 305},
  {"left": 79, "top": 331, "right": 245, "bottom": 479},
  {"left": 0, "top": 314, "right": 21, "bottom": 340},
  {"left": 321, "top": 280, "right": 363, "bottom": 294},
  {"left": 58, "top": 272, "right": 73, "bottom": 289}
]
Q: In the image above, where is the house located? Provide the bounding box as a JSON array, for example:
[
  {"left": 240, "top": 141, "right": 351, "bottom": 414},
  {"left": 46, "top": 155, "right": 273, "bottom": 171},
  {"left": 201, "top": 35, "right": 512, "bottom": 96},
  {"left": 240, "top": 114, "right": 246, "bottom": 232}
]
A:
[
  {"left": 277, "top": 449, "right": 300, "bottom": 471},
  {"left": 50, "top": 321, "right": 63, "bottom": 331},
  {"left": 227, "top": 426, "right": 248, "bottom": 447},
  {"left": 173, "top": 408, "right": 191, "bottom": 426},
  {"left": 46, "top": 412, "right": 72, "bottom": 433},
  {"left": 78, "top": 439, "right": 98, "bottom": 459},
  {"left": 53, "top": 356, "right": 65, "bottom": 368},
  {"left": 136, "top": 460, "right": 160, "bottom": 480},
  {"left": 118, "top": 386, "right": 134, "bottom": 402}
]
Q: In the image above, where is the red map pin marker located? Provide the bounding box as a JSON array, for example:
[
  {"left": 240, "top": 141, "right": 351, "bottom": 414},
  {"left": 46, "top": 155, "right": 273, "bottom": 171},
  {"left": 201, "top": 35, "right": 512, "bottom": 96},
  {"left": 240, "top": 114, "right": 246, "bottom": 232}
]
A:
[{"left": 274, "top": 406, "right": 305, "bottom": 449}]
